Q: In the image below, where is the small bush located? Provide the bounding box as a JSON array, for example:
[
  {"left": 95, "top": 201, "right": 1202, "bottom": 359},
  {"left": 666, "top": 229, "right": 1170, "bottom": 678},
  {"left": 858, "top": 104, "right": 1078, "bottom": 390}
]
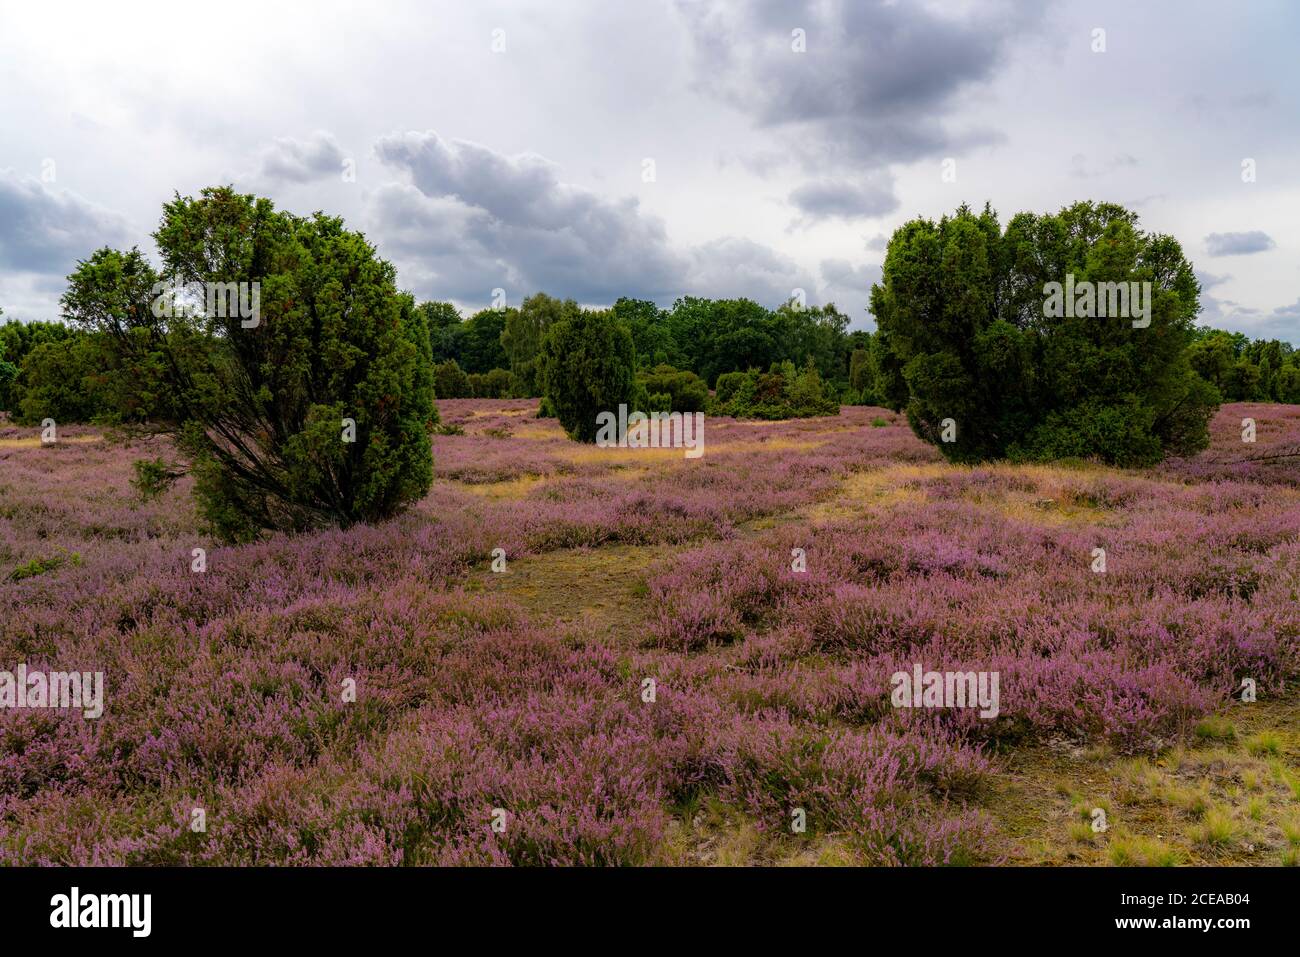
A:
[
  {"left": 1193, "top": 715, "right": 1235, "bottom": 742},
  {"left": 1245, "top": 731, "right": 1282, "bottom": 756},
  {"left": 1108, "top": 834, "right": 1182, "bottom": 866},
  {"left": 7, "top": 549, "right": 83, "bottom": 582},
  {"left": 434, "top": 360, "right": 472, "bottom": 399},
  {"left": 131, "top": 457, "right": 184, "bottom": 501},
  {"left": 538, "top": 309, "right": 638, "bottom": 443},
  {"left": 709, "top": 360, "right": 839, "bottom": 420},
  {"left": 1189, "top": 807, "right": 1238, "bottom": 848},
  {"left": 637, "top": 365, "right": 708, "bottom": 413},
  {"left": 466, "top": 367, "right": 513, "bottom": 399}
]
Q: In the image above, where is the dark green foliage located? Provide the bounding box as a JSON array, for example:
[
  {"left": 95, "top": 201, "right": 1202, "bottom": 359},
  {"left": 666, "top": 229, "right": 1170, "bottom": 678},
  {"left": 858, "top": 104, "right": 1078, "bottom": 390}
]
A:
[
  {"left": 1277, "top": 364, "right": 1300, "bottom": 403},
  {"left": 7, "top": 548, "right": 82, "bottom": 582},
  {"left": 503, "top": 293, "right": 579, "bottom": 397},
  {"left": 433, "top": 359, "right": 472, "bottom": 399},
  {"left": 416, "top": 300, "right": 463, "bottom": 363},
  {"left": 709, "top": 360, "right": 839, "bottom": 420},
  {"left": 1187, "top": 329, "right": 1299, "bottom": 402},
  {"left": 613, "top": 297, "right": 681, "bottom": 369},
  {"left": 714, "top": 371, "right": 748, "bottom": 405},
  {"left": 1011, "top": 397, "right": 1163, "bottom": 466},
  {"left": 64, "top": 186, "right": 436, "bottom": 541},
  {"left": 538, "top": 308, "right": 638, "bottom": 442},
  {"left": 467, "top": 368, "right": 513, "bottom": 398},
  {"left": 1, "top": 318, "right": 76, "bottom": 413},
  {"left": 0, "top": 310, "right": 14, "bottom": 410},
  {"left": 130, "top": 457, "right": 185, "bottom": 501},
  {"left": 636, "top": 364, "right": 708, "bottom": 413},
  {"left": 669, "top": 297, "right": 777, "bottom": 386},
  {"left": 10, "top": 334, "right": 108, "bottom": 425},
  {"left": 458, "top": 308, "right": 509, "bottom": 374},
  {"left": 869, "top": 326, "right": 909, "bottom": 411},
  {"left": 845, "top": 345, "right": 882, "bottom": 405},
  {"left": 871, "top": 201, "right": 1217, "bottom": 466}
]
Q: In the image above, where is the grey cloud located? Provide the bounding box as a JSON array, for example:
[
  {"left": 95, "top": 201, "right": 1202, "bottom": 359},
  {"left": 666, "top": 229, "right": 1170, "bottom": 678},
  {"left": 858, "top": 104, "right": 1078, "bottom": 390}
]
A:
[
  {"left": 678, "top": 0, "right": 1023, "bottom": 132},
  {"left": 372, "top": 131, "right": 687, "bottom": 304},
  {"left": 788, "top": 178, "right": 898, "bottom": 223},
  {"left": 1271, "top": 298, "right": 1300, "bottom": 320},
  {"left": 1196, "top": 270, "right": 1232, "bottom": 291},
  {"left": 686, "top": 237, "right": 809, "bottom": 305},
  {"left": 820, "top": 258, "right": 882, "bottom": 324},
  {"left": 1204, "top": 231, "right": 1276, "bottom": 256},
  {"left": 0, "top": 169, "right": 130, "bottom": 275},
  {"left": 370, "top": 130, "right": 832, "bottom": 309},
  {"left": 1204, "top": 297, "right": 1300, "bottom": 343},
  {"left": 252, "top": 131, "right": 347, "bottom": 185},
  {"left": 676, "top": 0, "right": 1034, "bottom": 215}
]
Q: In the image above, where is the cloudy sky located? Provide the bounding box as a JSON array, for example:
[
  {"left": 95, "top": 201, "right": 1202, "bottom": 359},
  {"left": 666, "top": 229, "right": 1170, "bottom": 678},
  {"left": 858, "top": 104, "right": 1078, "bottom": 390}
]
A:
[{"left": 1, "top": 0, "right": 1298, "bottom": 339}]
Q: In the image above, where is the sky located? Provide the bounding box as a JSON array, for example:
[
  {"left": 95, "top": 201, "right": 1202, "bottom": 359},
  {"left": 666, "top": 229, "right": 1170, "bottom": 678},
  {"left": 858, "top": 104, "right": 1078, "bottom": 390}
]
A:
[{"left": 1, "top": 0, "right": 1298, "bottom": 339}]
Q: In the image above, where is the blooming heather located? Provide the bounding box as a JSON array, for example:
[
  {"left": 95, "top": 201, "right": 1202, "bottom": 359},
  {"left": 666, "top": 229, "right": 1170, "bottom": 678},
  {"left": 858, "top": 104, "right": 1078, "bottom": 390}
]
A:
[{"left": 1, "top": 401, "right": 1296, "bottom": 864}]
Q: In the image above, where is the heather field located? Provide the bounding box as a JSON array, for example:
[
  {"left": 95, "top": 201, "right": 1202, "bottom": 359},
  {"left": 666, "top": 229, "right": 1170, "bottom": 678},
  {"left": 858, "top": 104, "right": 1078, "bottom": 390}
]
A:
[{"left": 1, "top": 401, "right": 1298, "bottom": 866}]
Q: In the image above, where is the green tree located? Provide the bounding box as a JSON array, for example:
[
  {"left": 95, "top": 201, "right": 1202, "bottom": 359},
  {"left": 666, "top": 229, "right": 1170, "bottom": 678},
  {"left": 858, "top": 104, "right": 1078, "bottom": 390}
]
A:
[
  {"left": 538, "top": 308, "right": 638, "bottom": 442},
  {"left": 502, "top": 293, "right": 578, "bottom": 396},
  {"left": 433, "top": 359, "right": 472, "bottom": 399},
  {"left": 1276, "top": 362, "right": 1300, "bottom": 404},
  {"left": 848, "top": 346, "right": 874, "bottom": 402},
  {"left": 0, "top": 309, "right": 15, "bottom": 412},
  {"left": 468, "top": 367, "right": 513, "bottom": 398},
  {"left": 636, "top": 364, "right": 708, "bottom": 412},
  {"left": 1, "top": 318, "right": 78, "bottom": 413},
  {"left": 458, "top": 308, "right": 510, "bottom": 373},
  {"left": 613, "top": 297, "right": 679, "bottom": 368},
  {"left": 64, "top": 186, "right": 436, "bottom": 541},
  {"left": 1187, "top": 331, "right": 1238, "bottom": 394},
  {"left": 871, "top": 201, "right": 1215, "bottom": 466},
  {"left": 11, "top": 333, "right": 118, "bottom": 424},
  {"left": 416, "top": 300, "right": 463, "bottom": 363}
]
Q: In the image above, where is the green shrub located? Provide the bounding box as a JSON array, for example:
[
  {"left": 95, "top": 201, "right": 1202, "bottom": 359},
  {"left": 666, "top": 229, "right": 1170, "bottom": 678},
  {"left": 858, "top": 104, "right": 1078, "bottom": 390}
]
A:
[
  {"left": 64, "top": 187, "right": 436, "bottom": 541},
  {"left": 7, "top": 549, "right": 82, "bottom": 582},
  {"left": 636, "top": 364, "right": 708, "bottom": 413},
  {"left": 130, "top": 457, "right": 184, "bottom": 501},
  {"left": 467, "top": 367, "right": 513, "bottom": 399},
  {"left": 538, "top": 308, "right": 638, "bottom": 442},
  {"left": 434, "top": 359, "right": 472, "bottom": 399},
  {"left": 1014, "top": 397, "right": 1164, "bottom": 467},
  {"left": 11, "top": 334, "right": 119, "bottom": 425},
  {"left": 871, "top": 201, "right": 1216, "bottom": 465},
  {"left": 709, "top": 361, "right": 838, "bottom": 420},
  {"left": 714, "top": 371, "right": 750, "bottom": 405}
]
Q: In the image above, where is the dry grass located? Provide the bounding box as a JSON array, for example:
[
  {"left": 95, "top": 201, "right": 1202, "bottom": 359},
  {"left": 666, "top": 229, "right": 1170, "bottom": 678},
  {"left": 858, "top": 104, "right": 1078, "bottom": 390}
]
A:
[{"left": 988, "top": 692, "right": 1300, "bottom": 866}]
